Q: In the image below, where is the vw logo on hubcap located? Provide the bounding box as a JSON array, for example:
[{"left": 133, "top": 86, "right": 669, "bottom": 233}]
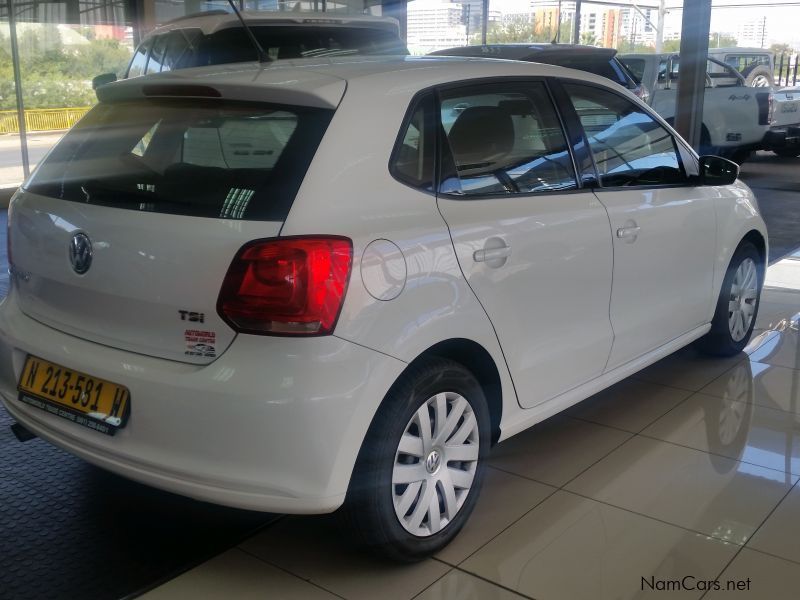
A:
[
  {"left": 425, "top": 449, "right": 442, "bottom": 474},
  {"left": 69, "top": 232, "right": 93, "bottom": 275}
]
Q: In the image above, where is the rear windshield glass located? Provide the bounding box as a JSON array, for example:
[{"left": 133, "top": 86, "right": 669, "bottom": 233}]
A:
[
  {"left": 26, "top": 99, "right": 333, "bottom": 221},
  {"left": 192, "top": 25, "right": 407, "bottom": 66},
  {"left": 536, "top": 55, "right": 635, "bottom": 89}
]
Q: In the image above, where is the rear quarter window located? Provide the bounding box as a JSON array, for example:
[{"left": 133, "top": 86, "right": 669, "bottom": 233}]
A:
[{"left": 26, "top": 99, "right": 334, "bottom": 221}]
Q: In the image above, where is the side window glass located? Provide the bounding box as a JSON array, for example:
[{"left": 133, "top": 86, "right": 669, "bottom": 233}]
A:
[
  {"left": 147, "top": 35, "right": 168, "bottom": 74},
  {"left": 127, "top": 39, "right": 151, "bottom": 78},
  {"left": 390, "top": 94, "right": 435, "bottom": 191},
  {"left": 438, "top": 82, "right": 577, "bottom": 196},
  {"left": 163, "top": 29, "right": 200, "bottom": 71},
  {"left": 564, "top": 84, "right": 688, "bottom": 188}
]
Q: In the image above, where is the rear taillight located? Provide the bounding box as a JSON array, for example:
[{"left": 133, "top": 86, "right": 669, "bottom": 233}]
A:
[
  {"left": 756, "top": 92, "right": 775, "bottom": 126},
  {"left": 218, "top": 236, "right": 352, "bottom": 336}
]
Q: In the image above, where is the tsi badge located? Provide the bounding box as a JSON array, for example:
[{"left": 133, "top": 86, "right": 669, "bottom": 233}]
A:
[{"left": 69, "top": 232, "right": 93, "bottom": 275}]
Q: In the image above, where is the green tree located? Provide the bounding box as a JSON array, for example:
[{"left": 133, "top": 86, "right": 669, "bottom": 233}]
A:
[
  {"left": 770, "top": 42, "right": 792, "bottom": 55},
  {"left": 0, "top": 26, "right": 132, "bottom": 111},
  {"left": 663, "top": 38, "right": 681, "bottom": 53},
  {"left": 580, "top": 31, "right": 597, "bottom": 46},
  {"left": 617, "top": 36, "right": 654, "bottom": 54},
  {"left": 708, "top": 33, "right": 738, "bottom": 48}
]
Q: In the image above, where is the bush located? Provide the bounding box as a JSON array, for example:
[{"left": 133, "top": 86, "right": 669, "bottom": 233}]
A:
[{"left": 0, "top": 27, "right": 131, "bottom": 111}]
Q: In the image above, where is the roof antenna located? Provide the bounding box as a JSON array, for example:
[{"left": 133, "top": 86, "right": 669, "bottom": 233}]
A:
[{"left": 224, "top": 0, "right": 270, "bottom": 63}]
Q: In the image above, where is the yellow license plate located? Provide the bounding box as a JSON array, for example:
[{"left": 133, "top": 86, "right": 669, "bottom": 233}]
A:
[{"left": 17, "top": 356, "right": 130, "bottom": 435}]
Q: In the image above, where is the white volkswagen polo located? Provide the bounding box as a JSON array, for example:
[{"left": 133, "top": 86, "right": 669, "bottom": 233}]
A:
[{"left": 1, "top": 56, "right": 767, "bottom": 560}]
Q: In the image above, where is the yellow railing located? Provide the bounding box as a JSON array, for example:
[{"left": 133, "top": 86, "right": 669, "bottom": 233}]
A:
[{"left": 0, "top": 107, "right": 92, "bottom": 134}]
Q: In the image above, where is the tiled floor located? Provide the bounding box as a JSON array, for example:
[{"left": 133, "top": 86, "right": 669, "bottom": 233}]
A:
[{"left": 140, "top": 252, "right": 800, "bottom": 599}]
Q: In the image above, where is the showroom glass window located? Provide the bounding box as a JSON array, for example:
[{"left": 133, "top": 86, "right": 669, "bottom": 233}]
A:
[
  {"left": 564, "top": 83, "right": 689, "bottom": 187},
  {"left": 437, "top": 82, "right": 577, "bottom": 196}
]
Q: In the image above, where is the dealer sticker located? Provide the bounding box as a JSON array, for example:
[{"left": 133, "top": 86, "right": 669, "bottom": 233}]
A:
[{"left": 184, "top": 329, "right": 217, "bottom": 358}]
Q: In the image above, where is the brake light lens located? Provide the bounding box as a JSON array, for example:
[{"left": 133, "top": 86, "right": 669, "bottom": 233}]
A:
[{"left": 218, "top": 236, "right": 352, "bottom": 336}]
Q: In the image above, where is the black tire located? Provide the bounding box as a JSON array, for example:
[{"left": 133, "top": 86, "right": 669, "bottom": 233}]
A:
[
  {"left": 696, "top": 241, "right": 763, "bottom": 357},
  {"left": 341, "top": 358, "right": 490, "bottom": 562},
  {"left": 773, "top": 148, "right": 800, "bottom": 158}
]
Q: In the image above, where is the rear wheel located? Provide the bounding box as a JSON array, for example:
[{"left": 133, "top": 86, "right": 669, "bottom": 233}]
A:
[
  {"left": 696, "top": 241, "right": 763, "bottom": 356},
  {"left": 341, "top": 358, "right": 490, "bottom": 562}
]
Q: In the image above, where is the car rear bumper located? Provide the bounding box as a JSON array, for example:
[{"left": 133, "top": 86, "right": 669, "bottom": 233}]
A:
[
  {"left": 762, "top": 125, "right": 800, "bottom": 149},
  {"left": 0, "top": 289, "right": 406, "bottom": 513}
]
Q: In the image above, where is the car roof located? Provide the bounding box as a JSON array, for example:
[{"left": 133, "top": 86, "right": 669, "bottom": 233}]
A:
[
  {"left": 431, "top": 44, "right": 618, "bottom": 61},
  {"left": 146, "top": 11, "right": 400, "bottom": 37},
  {"left": 99, "top": 55, "right": 622, "bottom": 109},
  {"left": 707, "top": 47, "right": 772, "bottom": 54}
]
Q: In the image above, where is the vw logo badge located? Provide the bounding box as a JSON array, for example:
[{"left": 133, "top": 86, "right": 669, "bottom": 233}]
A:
[
  {"left": 69, "top": 232, "right": 93, "bottom": 275},
  {"left": 425, "top": 449, "right": 442, "bottom": 474}
]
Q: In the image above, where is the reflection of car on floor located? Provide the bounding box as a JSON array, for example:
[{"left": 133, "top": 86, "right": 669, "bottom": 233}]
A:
[{"left": 3, "top": 55, "right": 769, "bottom": 561}]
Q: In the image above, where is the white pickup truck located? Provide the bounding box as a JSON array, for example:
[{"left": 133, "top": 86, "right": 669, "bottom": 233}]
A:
[{"left": 621, "top": 53, "right": 800, "bottom": 162}]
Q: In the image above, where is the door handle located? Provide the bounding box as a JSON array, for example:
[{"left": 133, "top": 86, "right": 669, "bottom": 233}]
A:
[
  {"left": 473, "top": 246, "right": 511, "bottom": 263},
  {"left": 616, "top": 225, "right": 641, "bottom": 239}
]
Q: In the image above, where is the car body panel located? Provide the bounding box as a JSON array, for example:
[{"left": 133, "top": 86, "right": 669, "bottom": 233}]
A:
[
  {"left": 0, "top": 285, "right": 406, "bottom": 512},
  {"left": 438, "top": 191, "right": 614, "bottom": 408},
  {"left": 0, "top": 56, "right": 770, "bottom": 512},
  {"left": 595, "top": 185, "right": 718, "bottom": 369}
]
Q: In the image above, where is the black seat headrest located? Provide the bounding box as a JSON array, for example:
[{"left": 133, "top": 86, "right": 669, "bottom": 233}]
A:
[{"left": 448, "top": 106, "right": 515, "bottom": 168}]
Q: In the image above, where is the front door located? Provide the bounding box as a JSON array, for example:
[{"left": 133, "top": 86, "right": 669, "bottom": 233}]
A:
[
  {"left": 561, "top": 82, "right": 717, "bottom": 371},
  {"left": 435, "top": 80, "right": 615, "bottom": 408}
]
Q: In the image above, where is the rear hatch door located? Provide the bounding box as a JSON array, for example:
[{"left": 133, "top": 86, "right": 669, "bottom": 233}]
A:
[{"left": 11, "top": 93, "right": 335, "bottom": 364}]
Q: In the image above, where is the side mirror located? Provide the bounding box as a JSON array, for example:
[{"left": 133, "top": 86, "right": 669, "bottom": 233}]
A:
[
  {"left": 92, "top": 72, "right": 117, "bottom": 90},
  {"left": 698, "top": 155, "right": 739, "bottom": 186}
]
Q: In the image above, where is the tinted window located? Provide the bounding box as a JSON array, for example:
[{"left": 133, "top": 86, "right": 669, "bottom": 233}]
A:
[
  {"left": 163, "top": 29, "right": 202, "bottom": 72},
  {"left": 536, "top": 55, "right": 635, "bottom": 89},
  {"left": 565, "top": 84, "right": 687, "bottom": 187},
  {"left": 127, "top": 39, "right": 151, "bottom": 78},
  {"left": 621, "top": 58, "right": 646, "bottom": 83},
  {"left": 147, "top": 34, "right": 168, "bottom": 74},
  {"left": 193, "top": 25, "right": 407, "bottom": 66},
  {"left": 26, "top": 100, "right": 333, "bottom": 221},
  {"left": 439, "top": 83, "right": 577, "bottom": 196},
  {"left": 391, "top": 95, "right": 435, "bottom": 191},
  {"left": 724, "top": 54, "right": 771, "bottom": 73}
]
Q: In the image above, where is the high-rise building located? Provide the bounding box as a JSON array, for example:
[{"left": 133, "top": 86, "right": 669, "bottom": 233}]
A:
[
  {"left": 737, "top": 16, "right": 768, "bottom": 48},
  {"left": 407, "top": 1, "right": 468, "bottom": 53}
]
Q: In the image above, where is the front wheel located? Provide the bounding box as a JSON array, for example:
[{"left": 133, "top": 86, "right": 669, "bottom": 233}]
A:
[
  {"left": 341, "top": 358, "right": 490, "bottom": 562},
  {"left": 696, "top": 241, "right": 763, "bottom": 356}
]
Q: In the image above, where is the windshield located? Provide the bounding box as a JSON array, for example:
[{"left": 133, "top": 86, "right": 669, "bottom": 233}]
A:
[{"left": 26, "top": 99, "right": 333, "bottom": 221}]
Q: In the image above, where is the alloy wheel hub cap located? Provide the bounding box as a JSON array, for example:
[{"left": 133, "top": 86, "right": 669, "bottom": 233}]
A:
[
  {"left": 392, "top": 391, "right": 480, "bottom": 537},
  {"left": 728, "top": 257, "right": 758, "bottom": 342}
]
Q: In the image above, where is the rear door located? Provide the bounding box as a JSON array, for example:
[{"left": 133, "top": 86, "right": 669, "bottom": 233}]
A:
[
  {"left": 560, "top": 81, "right": 716, "bottom": 370},
  {"left": 435, "top": 79, "right": 614, "bottom": 408},
  {"left": 12, "top": 97, "right": 334, "bottom": 364}
]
